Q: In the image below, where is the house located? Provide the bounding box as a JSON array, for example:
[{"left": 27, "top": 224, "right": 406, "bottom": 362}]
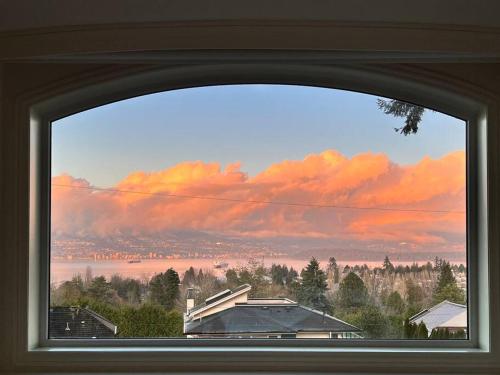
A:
[
  {"left": 184, "top": 284, "right": 361, "bottom": 339},
  {"left": 409, "top": 300, "right": 467, "bottom": 336},
  {"left": 49, "top": 306, "right": 118, "bottom": 338}
]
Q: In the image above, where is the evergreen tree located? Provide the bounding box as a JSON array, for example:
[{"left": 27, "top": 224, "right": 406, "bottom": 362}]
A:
[
  {"left": 344, "top": 305, "right": 388, "bottom": 338},
  {"left": 403, "top": 318, "right": 416, "bottom": 339},
  {"left": 286, "top": 267, "right": 299, "bottom": 286},
  {"left": 225, "top": 268, "right": 239, "bottom": 287},
  {"left": 416, "top": 321, "right": 429, "bottom": 338},
  {"left": 430, "top": 328, "right": 451, "bottom": 339},
  {"left": 403, "top": 319, "right": 428, "bottom": 339},
  {"left": 433, "top": 283, "right": 466, "bottom": 305},
  {"left": 271, "top": 264, "right": 288, "bottom": 286},
  {"left": 182, "top": 267, "right": 196, "bottom": 287},
  {"left": 436, "top": 261, "right": 456, "bottom": 291},
  {"left": 382, "top": 256, "right": 395, "bottom": 274},
  {"left": 337, "top": 272, "right": 368, "bottom": 308},
  {"left": 433, "top": 261, "right": 465, "bottom": 304},
  {"left": 377, "top": 99, "right": 425, "bottom": 135},
  {"left": 149, "top": 268, "right": 180, "bottom": 310},
  {"left": 297, "top": 258, "right": 328, "bottom": 310}
]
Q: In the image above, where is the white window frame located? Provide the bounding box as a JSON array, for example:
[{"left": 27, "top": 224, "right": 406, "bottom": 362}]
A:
[{"left": 16, "top": 59, "right": 496, "bottom": 373}]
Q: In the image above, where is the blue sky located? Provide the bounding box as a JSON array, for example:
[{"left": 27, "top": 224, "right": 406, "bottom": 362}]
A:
[{"left": 52, "top": 84, "right": 465, "bottom": 187}]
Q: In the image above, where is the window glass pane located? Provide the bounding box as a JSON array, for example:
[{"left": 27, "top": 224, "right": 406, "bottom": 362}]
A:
[{"left": 49, "top": 85, "right": 467, "bottom": 340}]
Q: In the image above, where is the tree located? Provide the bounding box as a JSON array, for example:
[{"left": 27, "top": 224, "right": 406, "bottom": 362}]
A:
[
  {"left": 271, "top": 264, "right": 288, "bottom": 286},
  {"left": 405, "top": 279, "right": 424, "bottom": 309},
  {"left": 429, "top": 328, "right": 456, "bottom": 339},
  {"left": 297, "top": 258, "right": 328, "bottom": 310},
  {"left": 88, "top": 276, "right": 112, "bottom": 301},
  {"left": 416, "top": 321, "right": 429, "bottom": 338},
  {"left": 403, "top": 319, "right": 428, "bottom": 339},
  {"left": 344, "top": 305, "right": 389, "bottom": 338},
  {"left": 433, "top": 261, "right": 465, "bottom": 304},
  {"left": 88, "top": 301, "right": 183, "bottom": 337},
  {"left": 225, "top": 268, "right": 239, "bottom": 288},
  {"left": 337, "top": 272, "right": 368, "bottom": 309},
  {"left": 84, "top": 266, "right": 93, "bottom": 287},
  {"left": 286, "top": 267, "right": 299, "bottom": 287},
  {"left": 433, "top": 283, "right": 466, "bottom": 305},
  {"left": 328, "top": 256, "right": 340, "bottom": 284},
  {"left": 377, "top": 99, "right": 425, "bottom": 135},
  {"left": 51, "top": 275, "right": 85, "bottom": 306},
  {"left": 382, "top": 256, "right": 395, "bottom": 274},
  {"left": 385, "top": 291, "right": 405, "bottom": 315},
  {"left": 149, "top": 268, "right": 180, "bottom": 310},
  {"left": 182, "top": 267, "right": 196, "bottom": 287},
  {"left": 435, "top": 261, "right": 456, "bottom": 291},
  {"left": 110, "top": 274, "right": 142, "bottom": 305}
]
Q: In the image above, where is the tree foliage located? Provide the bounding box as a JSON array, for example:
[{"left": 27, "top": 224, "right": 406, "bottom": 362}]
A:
[
  {"left": 328, "top": 256, "right": 340, "bottom": 284},
  {"left": 377, "top": 99, "right": 425, "bottom": 135},
  {"left": 343, "top": 305, "right": 389, "bottom": 339},
  {"left": 337, "top": 272, "right": 368, "bottom": 309},
  {"left": 385, "top": 291, "right": 405, "bottom": 315},
  {"left": 405, "top": 279, "right": 424, "bottom": 309},
  {"left": 149, "top": 268, "right": 180, "bottom": 310},
  {"left": 88, "top": 300, "right": 183, "bottom": 337},
  {"left": 433, "top": 261, "right": 465, "bottom": 304},
  {"left": 382, "top": 256, "right": 395, "bottom": 274},
  {"left": 430, "top": 328, "right": 466, "bottom": 339},
  {"left": 404, "top": 319, "right": 429, "bottom": 339},
  {"left": 297, "top": 258, "right": 328, "bottom": 310}
]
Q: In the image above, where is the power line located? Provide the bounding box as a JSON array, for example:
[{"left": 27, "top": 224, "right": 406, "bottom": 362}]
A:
[{"left": 51, "top": 183, "right": 466, "bottom": 215}]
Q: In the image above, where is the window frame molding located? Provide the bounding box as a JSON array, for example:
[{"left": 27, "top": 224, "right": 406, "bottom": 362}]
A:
[{"left": 13, "top": 59, "right": 497, "bottom": 373}]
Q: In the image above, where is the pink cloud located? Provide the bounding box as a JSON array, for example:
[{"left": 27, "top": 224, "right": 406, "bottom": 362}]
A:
[{"left": 51, "top": 149, "right": 466, "bottom": 249}]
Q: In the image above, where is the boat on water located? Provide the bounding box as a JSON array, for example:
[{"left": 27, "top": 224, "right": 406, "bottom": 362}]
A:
[
  {"left": 127, "top": 259, "right": 142, "bottom": 264},
  {"left": 213, "top": 260, "right": 229, "bottom": 269}
]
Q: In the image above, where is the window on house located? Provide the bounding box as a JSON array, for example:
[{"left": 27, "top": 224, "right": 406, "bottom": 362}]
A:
[{"left": 49, "top": 84, "right": 467, "bottom": 340}]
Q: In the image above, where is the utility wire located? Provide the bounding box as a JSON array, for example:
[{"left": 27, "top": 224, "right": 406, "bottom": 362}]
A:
[{"left": 51, "top": 183, "right": 466, "bottom": 215}]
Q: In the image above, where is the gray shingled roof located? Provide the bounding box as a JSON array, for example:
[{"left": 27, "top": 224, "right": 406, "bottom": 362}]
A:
[
  {"left": 409, "top": 300, "right": 467, "bottom": 333},
  {"left": 185, "top": 304, "right": 360, "bottom": 334},
  {"left": 49, "top": 306, "right": 117, "bottom": 338}
]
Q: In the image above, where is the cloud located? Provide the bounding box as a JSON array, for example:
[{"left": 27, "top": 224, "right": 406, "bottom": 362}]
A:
[{"left": 51, "top": 149, "right": 466, "bottom": 250}]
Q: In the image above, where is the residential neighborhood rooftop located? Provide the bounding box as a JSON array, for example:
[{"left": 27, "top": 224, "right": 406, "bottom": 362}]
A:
[
  {"left": 49, "top": 306, "right": 117, "bottom": 338},
  {"left": 409, "top": 300, "right": 467, "bottom": 334},
  {"left": 185, "top": 303, "right": 360, "bottom": 335},
  {"left": 188, "top": 284, "right": 251, "bottom": 314}
]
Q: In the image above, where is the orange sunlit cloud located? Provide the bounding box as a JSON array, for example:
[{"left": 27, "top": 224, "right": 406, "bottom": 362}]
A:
[{"left": 51, "top": 149, "right": 466, "bottom": 249}]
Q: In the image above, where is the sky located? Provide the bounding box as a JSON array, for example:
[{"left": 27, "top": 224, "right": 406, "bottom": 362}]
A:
[
  {"left": 51, "top": 84, "right": 466, "bottom": 253},
  {"left": 52, "top": 84, "right": 465, "bottom": 187}
]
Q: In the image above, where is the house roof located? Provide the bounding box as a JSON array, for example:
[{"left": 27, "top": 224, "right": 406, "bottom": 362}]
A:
[
  {"left": 409, "top": 300, "right": 467, "bottom": 332},
  {"left": 437, "top": 310, "right": 467, "bottom": 329},
  {"left": 185, "top": 303, "right": 360, "bottom": 335},
  {"left": 188, "top": 284, "right": 251, "bottom": 315},
  {"left": 49, "top": 306, "right": 117, "bottom": 338}
]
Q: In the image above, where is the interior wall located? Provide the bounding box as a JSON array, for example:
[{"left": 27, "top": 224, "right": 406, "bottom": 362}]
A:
[{"left": 1, "top": 3, "right": 500, "bottom": 372}]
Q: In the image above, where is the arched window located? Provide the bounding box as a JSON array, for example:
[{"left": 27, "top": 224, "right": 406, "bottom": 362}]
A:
[
  {"left": 24, "top": 64, "right": 488, "bottom": 372},
  {"left": 46, "top": 78, "right": 470, "bottom": 341}
]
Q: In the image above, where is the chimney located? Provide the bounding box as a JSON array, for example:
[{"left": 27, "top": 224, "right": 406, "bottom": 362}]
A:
[{"left": 186, "top": 288, "right": 195, "bottom": 314}]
